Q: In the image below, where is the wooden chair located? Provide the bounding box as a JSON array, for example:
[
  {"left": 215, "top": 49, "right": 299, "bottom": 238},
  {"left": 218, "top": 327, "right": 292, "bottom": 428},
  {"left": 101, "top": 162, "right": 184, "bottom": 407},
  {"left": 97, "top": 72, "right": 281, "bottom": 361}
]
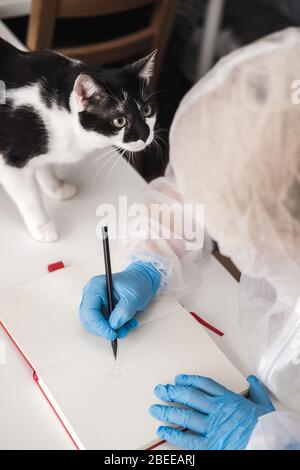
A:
[{"left": 26, "top": 0, "right": 178, "bottom": 88}]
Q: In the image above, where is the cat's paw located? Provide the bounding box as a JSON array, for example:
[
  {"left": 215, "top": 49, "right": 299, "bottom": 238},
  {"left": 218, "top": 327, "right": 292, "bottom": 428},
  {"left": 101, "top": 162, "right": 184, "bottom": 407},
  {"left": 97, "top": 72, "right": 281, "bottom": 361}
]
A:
[
  {"left": 44, "top": 182, "right": 78, "bottom": 201},
  {"left": 28, "top": 221, "right": 59, "bottom": 243}
]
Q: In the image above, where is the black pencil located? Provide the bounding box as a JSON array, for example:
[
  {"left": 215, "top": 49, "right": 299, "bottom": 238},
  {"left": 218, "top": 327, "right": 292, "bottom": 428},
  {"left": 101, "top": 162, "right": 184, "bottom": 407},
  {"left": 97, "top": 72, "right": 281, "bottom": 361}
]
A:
[{"left": 102, "top": 226, "right": 118, "bottom": 360}]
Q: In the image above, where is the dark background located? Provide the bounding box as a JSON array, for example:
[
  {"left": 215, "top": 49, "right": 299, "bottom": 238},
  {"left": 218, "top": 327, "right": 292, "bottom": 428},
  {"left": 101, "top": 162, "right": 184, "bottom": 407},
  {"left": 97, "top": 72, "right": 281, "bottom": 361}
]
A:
[{"left": 4, "top": 0, "right": 299, "bottom": 180}]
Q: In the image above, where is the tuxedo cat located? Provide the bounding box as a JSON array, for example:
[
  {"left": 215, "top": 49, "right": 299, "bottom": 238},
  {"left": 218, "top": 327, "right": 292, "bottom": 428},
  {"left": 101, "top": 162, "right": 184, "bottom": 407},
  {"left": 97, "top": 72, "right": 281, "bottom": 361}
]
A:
[{"left": 0, "top": 38, "right": 157, "bottom": 242}]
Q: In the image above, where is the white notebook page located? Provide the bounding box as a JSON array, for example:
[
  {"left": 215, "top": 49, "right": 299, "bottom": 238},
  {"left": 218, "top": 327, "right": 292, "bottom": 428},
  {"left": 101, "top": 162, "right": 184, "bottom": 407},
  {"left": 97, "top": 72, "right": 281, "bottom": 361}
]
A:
[{"left": 0, "top": 257, "right": 248, "bottom": 449}]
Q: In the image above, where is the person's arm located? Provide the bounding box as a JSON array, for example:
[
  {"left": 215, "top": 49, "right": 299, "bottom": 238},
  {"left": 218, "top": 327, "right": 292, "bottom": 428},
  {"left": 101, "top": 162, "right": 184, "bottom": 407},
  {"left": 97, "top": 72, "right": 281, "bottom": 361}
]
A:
[
  {"left": 119, "top": 168, "right": 212, "bottom": 293},
  {"left": 246, "top": 411, "right": 300, "bottom": 450},
  {"left": 80, "top": 167, "right": 212, "bottom": 339}
]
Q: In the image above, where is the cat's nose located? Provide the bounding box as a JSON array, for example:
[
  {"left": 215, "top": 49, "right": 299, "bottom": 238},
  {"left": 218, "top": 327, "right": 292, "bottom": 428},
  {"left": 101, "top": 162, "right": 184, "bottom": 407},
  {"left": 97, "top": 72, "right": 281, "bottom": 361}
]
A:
[{"left": 140, "top": 125, "right": 150, "bottom": 142}]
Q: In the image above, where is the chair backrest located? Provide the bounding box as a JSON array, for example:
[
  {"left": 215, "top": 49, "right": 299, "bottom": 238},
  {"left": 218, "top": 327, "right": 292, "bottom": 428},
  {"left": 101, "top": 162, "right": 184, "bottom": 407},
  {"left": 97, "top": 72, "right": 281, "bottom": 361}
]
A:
[{"left": 26, "top": 0, "right": 178, "bottom": 87}]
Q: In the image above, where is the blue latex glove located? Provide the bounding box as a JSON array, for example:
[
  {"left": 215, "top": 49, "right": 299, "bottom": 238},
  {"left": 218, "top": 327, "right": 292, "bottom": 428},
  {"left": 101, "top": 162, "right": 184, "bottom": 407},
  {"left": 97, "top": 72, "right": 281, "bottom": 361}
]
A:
[
  {"left": 80, "top": 261, "right": 161, "bottom": 340},
  {"left": 149, "top": 375, "right": 275, "bottom": 450}
]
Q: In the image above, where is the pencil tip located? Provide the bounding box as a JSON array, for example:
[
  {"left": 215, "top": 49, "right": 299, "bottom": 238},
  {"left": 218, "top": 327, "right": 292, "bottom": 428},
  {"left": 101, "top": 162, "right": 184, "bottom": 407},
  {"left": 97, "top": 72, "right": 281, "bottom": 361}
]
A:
[{"left": 112, "top": 340, "right": 118, "bottom": 360}]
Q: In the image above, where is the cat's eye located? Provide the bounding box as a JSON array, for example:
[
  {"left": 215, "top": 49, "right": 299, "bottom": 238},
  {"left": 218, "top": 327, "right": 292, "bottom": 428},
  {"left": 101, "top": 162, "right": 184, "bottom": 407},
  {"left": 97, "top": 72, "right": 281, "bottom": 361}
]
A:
[
  {"left": 142, "top": 104, "right": 152, "bottom": 118},
  {"left": 113, "top": 116, "right": 127, "bottom": 128}
]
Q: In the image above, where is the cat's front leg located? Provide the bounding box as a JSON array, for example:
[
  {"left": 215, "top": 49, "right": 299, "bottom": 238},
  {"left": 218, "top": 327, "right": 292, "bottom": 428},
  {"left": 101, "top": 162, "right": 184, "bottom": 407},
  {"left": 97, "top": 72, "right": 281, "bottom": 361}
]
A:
[
  {"left": 36, "top": 165, "right": 77, "bottom": 201},
  {"left": 0, "top": 164, "right": 58, "bottom": 242}
]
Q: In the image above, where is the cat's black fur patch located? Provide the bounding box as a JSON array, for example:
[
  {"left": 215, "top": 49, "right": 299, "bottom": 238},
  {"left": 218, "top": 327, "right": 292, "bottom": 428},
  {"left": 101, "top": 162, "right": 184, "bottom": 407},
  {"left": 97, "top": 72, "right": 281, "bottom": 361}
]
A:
[
  {"left": 0, "top": 38, "right": 84, "bottom": 110},
  {"left": 0, "top": 38, "right": 156, "bottom": 168},
  {"left": 78, "top": 69, "right": 153, "bottom": 141},
  {"left": 0, "top": 103, "right": 48, "bottom": 168}
]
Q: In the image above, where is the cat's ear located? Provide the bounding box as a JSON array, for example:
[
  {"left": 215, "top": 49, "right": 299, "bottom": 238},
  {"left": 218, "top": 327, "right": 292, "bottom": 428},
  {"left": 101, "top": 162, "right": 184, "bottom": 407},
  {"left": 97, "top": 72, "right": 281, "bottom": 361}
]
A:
[
  {"left": 126, "top": 50, "right": 157, "bottom": 83},
  {"left": 74, "top": 73, "right": 103, "bottom": 111}
]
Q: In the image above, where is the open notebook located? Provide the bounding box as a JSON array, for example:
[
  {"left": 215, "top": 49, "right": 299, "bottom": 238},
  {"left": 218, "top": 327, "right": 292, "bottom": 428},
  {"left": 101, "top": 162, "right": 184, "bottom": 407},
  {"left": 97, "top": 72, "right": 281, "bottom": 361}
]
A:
[{"left": 0, "top": 256, "right": 248, "bottom": 450}]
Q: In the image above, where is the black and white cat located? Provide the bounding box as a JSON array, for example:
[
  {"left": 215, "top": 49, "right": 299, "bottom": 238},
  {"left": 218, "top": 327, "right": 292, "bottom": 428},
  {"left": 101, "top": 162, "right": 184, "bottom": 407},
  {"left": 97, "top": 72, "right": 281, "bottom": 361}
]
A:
[{"left": 0, "top": 38, "right": 157, "bottom": 242}]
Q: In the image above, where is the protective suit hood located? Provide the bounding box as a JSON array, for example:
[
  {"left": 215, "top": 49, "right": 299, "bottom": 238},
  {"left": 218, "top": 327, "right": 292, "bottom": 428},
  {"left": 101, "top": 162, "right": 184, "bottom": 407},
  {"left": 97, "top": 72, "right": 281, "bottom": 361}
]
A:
[{"left": 169, "top": 28, "right": 300, "bottom": 412}]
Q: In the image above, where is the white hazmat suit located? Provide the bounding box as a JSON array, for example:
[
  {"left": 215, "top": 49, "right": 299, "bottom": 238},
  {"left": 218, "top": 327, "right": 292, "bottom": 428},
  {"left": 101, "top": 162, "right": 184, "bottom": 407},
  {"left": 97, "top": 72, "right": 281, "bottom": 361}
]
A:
[{"left": 121, "top": 28, "right": 300, "bottom": 449}]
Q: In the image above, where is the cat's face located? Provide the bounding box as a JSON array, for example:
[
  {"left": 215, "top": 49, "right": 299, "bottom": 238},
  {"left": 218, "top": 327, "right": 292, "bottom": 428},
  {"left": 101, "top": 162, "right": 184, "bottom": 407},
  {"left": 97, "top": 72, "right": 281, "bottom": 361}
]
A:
[{"left": 73, "top": 52, "right": 157, "bottom": 152}]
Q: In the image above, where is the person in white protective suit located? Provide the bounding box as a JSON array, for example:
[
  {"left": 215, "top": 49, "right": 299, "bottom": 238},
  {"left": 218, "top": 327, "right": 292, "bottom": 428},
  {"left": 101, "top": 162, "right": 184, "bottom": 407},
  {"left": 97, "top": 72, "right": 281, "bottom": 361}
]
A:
[{"left": 80, "top": 28, "right": 300, "bottom": 449}]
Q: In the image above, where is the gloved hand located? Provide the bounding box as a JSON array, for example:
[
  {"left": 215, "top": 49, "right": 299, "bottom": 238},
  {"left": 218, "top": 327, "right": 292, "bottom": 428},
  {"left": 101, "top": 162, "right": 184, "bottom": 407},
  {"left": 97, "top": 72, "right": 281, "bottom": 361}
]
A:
[
  {"left": 80, "top": 261, "right": 161, "bottom": 340},
  {"left": 149, "top": 374, "right": 275, "bottom": 450}
]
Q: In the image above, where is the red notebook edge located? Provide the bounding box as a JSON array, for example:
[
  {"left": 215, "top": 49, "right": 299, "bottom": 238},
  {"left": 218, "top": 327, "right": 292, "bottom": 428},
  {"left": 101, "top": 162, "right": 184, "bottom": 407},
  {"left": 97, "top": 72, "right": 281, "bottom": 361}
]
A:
[
  {"left": 0, "top": 319, "right": 80, "bottom": 450},
  {"left": 0, "top": 318, "right": 164, "bottom": 451}
]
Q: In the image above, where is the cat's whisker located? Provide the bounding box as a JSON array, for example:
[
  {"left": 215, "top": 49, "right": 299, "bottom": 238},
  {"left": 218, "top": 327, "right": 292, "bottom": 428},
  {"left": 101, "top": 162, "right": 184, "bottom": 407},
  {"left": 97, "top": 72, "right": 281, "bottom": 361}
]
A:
[
  {"left": 127, "top": 151, "right": 132, "bottom": 166},
  {"left": 107, "top": 89, "right": 123, "bottom": 107},
  {"left": 154, "top": 126, "right": 168, "bottom": 133},
  {"left": 154, "top": 127, "right": 168, "bottom": 135},
  {"left": 141, "top": 80, "right": 149, "bottom": 102},
  {"left": 123, "top": 150, "right": 130, "bottom": 164},
  {"left": 139, "top": 81, "right": 144, "bottom": 102},
  {"left": 78, "top": 157, "right": 102, "bottom": 183},
  {"left": 92, "top": 155, "right": 116, "bottom": 189},
  {"left": 78, "top": 147, "right": 117, "bottom": 182},
  {"left": 92, "top": 150, "right": 120, "bottom": 190},
  {"left": 130, "top": 151, "right": 137, "bottom": 169},
  {"left": 132, "top": 151, "right": 137, "bottom": 169},
  {"left": 154, "top": 129, "right": 168, "bottom": 146},
  {"left": 95, "top": 149, "right": 120, "bottom": 173},
  {"left": 155, "top": 135, "right": 168, "bottom": 146},
  {"left": 92, "top": 155, "right": 117, "bottom": 190},
  {"left": 96, "top": 147, "right": 120, "bottom": 162},
  {"left": 151, "top": 137, "right": 164, "bottom": 168},
  {"left": 140, "top": 80, "right": 145, "bottom": 101},
  {"left": 86, "top": 147, "right": 118, "bottom": 172},
  {"left": 154, "top": 139, "right": 162, "bottom": 158},
  {"left": 143, "top": 89, "right": 166, "bottom": 102},
  {"left": 103, "top": 150, "right": 125, "bottom": 186}
]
